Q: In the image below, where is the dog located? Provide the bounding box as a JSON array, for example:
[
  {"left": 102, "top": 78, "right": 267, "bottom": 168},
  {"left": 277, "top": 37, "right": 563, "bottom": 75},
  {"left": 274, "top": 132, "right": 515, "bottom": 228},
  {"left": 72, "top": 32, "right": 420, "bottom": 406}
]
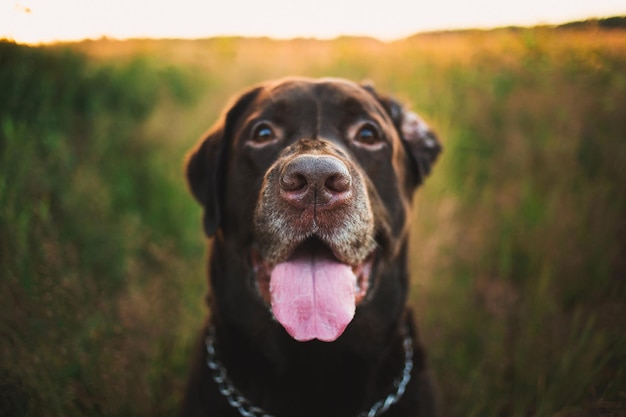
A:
[{"left": 180, "top": 77, "right": 441, "bottom": 417}]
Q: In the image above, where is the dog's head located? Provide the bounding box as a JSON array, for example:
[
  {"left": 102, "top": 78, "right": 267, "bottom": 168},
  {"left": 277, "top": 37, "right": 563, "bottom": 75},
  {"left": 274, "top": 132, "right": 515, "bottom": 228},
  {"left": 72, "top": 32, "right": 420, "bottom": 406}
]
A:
[{"left": 186, "top": 78, "right": 440, "bottom": 342}]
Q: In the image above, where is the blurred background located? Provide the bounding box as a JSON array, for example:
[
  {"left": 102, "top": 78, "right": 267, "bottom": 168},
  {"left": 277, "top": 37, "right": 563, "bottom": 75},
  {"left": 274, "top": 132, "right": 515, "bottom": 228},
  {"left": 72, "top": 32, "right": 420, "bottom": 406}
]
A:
[{"left": 1, "top": 1, "right": 625, "bottom": 416}]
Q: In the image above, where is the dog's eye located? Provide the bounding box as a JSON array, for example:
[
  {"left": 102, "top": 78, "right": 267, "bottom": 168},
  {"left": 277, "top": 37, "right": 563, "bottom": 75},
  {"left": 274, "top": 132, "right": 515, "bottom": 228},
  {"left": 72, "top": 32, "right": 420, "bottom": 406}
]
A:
[
  {"left": 251, "top": 123, "right": 277, "bottom": 144},
  {"left": 354, "top": 123, "right": 382, "bottom": 147}
]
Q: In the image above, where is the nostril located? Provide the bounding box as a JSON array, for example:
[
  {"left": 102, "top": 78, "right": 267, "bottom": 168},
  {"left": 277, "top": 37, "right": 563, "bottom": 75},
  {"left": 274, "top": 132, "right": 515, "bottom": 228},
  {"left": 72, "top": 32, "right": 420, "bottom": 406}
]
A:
[
  {"left": 280, "top": 172, "right": 307, "bottom": 192},
  {"left": 325, "top": 173, "right": 351, "bottom": 193}
]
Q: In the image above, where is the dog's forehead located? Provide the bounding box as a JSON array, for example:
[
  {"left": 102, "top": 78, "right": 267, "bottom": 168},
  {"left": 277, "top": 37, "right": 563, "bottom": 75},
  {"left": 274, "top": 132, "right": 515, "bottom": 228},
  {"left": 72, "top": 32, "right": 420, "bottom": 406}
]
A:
[{"left": 255, "top": 78, "right": 384, "bottom": 116}]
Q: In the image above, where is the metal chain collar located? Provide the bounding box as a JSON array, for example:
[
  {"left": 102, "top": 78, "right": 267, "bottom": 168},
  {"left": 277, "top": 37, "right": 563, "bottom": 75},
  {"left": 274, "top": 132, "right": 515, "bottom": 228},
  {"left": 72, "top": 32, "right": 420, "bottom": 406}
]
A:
[{"left": 205, "top": 327, "right": 413, "bottom": 417}]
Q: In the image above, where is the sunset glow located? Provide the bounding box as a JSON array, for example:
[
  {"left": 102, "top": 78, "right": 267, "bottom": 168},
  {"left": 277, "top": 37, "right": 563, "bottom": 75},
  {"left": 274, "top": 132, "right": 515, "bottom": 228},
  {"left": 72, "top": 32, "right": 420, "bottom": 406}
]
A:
[{"left": 2, "top": 0, "right": 625, "bottom": 43}]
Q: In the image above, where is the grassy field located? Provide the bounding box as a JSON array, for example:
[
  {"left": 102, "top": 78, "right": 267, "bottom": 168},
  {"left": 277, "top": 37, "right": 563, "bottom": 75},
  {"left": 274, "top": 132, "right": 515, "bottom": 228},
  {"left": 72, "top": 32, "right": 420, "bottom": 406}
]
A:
[{"left": 1, "top": 23, "right": 625, "bottom": 417}]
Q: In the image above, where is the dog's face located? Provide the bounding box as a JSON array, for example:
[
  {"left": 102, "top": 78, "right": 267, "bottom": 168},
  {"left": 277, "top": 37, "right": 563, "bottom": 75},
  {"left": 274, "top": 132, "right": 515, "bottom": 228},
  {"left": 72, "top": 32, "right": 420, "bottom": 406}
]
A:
[{"left": 187, "top": 78, "right": 440, "bottom": 343}]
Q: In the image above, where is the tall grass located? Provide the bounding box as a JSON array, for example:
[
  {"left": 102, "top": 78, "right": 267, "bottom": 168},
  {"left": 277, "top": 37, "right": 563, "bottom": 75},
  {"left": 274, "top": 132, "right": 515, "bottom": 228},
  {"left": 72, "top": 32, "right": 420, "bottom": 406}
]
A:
[
  {"left": 406, "top": 29, "right": 626, "bottom": 417},
  {"left": 1, "top": 26, "right": 625, "bottom": 416},
  {"left": 0, "top": 41, "right": 204, "bottom": 416}
]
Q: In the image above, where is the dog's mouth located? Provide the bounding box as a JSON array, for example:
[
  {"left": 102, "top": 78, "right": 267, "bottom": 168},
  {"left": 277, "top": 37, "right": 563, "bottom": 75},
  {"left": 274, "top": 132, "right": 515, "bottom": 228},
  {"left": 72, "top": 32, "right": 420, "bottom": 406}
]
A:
[{"left": 251, "top": 238, "right": 374, "bottom": 343}]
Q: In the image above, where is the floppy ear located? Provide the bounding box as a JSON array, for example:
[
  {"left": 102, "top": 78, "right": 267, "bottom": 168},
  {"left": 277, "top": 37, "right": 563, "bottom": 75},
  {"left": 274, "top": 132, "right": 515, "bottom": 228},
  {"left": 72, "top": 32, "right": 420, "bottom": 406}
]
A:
[
  {"left": 362, "top": 85, "right": 442, "bottom": 187},
  {"left": 185, "top": 87, "right": 262, "bottom": 237},
  {"left": 399, "top": 110, "right": 442, "bottom": 184},
  {"left": 185, "top": 125, "right": 223, "bottom": 237}
]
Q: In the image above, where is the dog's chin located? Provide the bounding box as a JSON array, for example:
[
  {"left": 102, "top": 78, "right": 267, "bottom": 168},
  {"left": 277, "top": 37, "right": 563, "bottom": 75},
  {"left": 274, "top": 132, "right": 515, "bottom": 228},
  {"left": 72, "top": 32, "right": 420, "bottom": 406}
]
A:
[{"left": 251, "top": 238, "right": 374, "bottom": 342}]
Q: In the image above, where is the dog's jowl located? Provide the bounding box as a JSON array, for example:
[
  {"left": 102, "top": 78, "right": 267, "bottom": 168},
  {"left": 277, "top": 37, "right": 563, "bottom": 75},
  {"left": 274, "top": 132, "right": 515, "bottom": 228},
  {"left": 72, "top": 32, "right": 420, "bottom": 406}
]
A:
[{"left": 181, "top": 77, "right": 441, "bottom": 417}]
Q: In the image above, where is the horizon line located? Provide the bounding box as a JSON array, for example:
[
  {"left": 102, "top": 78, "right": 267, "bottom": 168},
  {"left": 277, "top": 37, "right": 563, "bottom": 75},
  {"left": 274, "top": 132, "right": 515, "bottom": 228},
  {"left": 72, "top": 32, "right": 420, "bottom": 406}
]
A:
[{"left": 4, "top": 14, "right": 624, "bottom": 47}]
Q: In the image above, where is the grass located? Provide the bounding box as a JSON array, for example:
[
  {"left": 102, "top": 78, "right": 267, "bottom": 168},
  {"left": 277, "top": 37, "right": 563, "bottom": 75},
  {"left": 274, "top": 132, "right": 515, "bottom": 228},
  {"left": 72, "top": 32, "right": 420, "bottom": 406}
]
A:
[
  {"left": 1, "top": 24, "right": 625, "bottom": 416},
  {"left": 0, "top": 41, "right": 205, "bottom": 416}
]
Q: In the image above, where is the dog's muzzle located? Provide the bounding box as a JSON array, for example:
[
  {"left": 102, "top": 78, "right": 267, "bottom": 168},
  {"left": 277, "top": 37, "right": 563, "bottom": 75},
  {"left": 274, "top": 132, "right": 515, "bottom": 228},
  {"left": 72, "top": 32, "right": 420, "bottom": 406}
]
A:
[{"left": 252, "top": 140, "right": 377, "bottom": 342}]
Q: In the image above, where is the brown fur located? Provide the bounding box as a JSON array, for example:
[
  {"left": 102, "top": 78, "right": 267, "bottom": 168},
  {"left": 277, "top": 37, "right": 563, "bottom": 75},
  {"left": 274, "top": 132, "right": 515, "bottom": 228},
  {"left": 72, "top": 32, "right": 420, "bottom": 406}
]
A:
[{"left": 181, "top": 77, "right": 441, "bottom": 417}]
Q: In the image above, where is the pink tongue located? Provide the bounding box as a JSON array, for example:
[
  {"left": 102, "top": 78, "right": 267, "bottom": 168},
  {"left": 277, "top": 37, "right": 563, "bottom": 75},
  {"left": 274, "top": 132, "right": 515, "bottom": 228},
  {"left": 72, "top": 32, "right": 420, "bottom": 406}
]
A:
[{"left": 270, "top": 251, "right": 356, "bottom": 342}]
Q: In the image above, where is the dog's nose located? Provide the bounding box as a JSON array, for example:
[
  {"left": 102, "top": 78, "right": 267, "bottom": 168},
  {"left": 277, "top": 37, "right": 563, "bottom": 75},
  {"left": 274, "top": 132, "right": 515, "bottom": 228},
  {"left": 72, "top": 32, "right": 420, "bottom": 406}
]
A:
[{"left": 280, "top": 155, "right": 352, "bottom": 207}]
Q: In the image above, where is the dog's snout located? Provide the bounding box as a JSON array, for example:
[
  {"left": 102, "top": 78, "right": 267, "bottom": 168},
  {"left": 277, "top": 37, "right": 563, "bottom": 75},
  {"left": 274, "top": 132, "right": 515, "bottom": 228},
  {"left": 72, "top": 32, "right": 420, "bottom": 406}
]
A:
[{"left": 280, "top": 155, "right": 352, "bottom": 207}]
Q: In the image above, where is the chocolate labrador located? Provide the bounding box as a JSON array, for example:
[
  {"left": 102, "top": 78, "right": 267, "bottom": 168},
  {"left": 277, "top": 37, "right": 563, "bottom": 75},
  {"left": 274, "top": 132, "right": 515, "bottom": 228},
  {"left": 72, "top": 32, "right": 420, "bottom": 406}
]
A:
[{"left": 181, "top": 77, "right": 441, "bottom": 417}]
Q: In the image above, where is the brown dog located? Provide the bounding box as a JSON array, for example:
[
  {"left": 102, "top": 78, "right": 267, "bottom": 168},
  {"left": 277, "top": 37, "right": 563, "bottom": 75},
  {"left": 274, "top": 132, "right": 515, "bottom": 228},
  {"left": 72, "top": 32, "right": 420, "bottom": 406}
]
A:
[{"left": 181, "top": 77, "right": 441, "bottom": 417}]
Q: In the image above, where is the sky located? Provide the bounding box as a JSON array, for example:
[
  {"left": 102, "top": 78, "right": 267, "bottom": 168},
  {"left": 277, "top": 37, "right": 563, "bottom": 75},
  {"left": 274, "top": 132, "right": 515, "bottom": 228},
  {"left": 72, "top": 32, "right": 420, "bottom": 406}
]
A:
[{"left": 2, "top": 0, "right": 625, "bottom": 44}]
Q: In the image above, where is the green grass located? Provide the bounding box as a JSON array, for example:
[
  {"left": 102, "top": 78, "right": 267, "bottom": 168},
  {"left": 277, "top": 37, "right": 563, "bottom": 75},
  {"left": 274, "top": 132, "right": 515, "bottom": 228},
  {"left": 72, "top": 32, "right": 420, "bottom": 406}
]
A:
[
  {"left": 1, "top": 25, "right": 625, "bottom": 416},
  {"left": 0, "top": 41, "right": 205, "bottom": 416}
]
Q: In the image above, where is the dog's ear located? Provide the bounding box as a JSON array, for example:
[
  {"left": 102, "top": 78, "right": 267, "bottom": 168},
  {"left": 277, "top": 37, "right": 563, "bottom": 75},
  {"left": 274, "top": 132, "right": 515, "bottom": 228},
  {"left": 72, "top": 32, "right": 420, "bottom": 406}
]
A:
[
  {"left": 362, "top": 84, "right": 442, "bottom": 187},
  {"left": 185, "top": 125, "right": 223, "bottom": 237},
  {"left": 185, "top": 87, "right": 262, "bottom": 237},
  {"left": 399, "top": 110, "right": 442, "bottom": 184}
]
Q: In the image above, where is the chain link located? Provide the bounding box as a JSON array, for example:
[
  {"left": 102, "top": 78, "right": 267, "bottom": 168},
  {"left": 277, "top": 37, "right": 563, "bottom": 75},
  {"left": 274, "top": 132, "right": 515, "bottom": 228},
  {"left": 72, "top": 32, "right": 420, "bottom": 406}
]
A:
[
  {"left": 357, "top": 334, "right": 413, "bottom": 417},
  {"left": 205, "top": 327, "right": 413, "bottom": 417}
]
